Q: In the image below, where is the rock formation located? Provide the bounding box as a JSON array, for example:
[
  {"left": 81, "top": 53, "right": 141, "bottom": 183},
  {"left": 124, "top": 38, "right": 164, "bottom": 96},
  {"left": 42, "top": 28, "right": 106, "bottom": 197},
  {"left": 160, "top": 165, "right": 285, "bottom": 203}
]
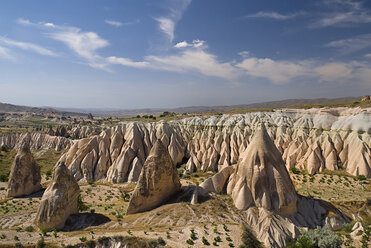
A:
[
  {"left": 227, "top": 124, "right": 298, "bottom": 216},
  {"left": 7, "top": 143, "right": 42, "bottom": 197},
  {"left": 34, "top": 162, "right": 80, "bottom": 230},
  {"left": 56, "top": 108, "right": 370, "bottom": 182},
  {"left": 0, "top": 132, "right": 73, "bottom": 151},
  {"left": 126, "top": 140, "right": 181, "bottom": 214}
]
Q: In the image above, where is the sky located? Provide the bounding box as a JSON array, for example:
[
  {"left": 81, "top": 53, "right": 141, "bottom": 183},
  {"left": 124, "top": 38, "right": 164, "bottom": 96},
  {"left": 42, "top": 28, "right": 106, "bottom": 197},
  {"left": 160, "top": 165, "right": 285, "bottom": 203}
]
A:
[{"left": 0, "top": 0, "right": 370, "bottom": 109}]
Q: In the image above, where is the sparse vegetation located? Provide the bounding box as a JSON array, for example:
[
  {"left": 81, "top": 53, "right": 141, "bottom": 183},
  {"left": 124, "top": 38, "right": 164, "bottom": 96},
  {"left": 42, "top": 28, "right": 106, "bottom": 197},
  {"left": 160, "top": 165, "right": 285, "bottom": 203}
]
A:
[{"left": 287, "top": 225, "right": 342, "bottom": 248}]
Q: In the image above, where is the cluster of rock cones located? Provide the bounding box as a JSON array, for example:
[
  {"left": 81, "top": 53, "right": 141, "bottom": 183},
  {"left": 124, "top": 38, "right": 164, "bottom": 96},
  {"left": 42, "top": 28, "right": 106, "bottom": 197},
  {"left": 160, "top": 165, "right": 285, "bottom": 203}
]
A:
[{"left": 5, "top": 123, "right": 351, "bottom": 247}]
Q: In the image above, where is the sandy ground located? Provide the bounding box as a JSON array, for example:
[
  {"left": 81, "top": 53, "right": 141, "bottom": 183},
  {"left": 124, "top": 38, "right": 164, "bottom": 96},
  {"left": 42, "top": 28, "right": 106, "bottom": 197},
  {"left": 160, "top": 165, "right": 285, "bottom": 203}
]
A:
[{"left": 0, "top": 172, "right": 370, "bottom": 247}]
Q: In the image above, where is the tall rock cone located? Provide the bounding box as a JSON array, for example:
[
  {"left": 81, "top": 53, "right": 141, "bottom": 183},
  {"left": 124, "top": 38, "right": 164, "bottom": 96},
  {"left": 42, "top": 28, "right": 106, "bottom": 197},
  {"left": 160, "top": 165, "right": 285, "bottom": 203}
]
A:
[
  {"left": 7, "top": 143, "right": 41, "bottom": 197},
  {"left": 126, "top": 139, "right": 181, "bottom": 214},
  {"left": 34, "top": 162, "right": 80, "bottom": 230},
  {"left": 227, "top": 124, "right": 297, "bottom": 216}
]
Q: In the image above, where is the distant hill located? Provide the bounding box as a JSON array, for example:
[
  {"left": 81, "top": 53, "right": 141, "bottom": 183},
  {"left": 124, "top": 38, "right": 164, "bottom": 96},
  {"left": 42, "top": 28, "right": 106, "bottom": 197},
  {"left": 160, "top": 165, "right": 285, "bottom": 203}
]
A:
[
  {"left": 0, "top": 102, "right": 86, "bottom": 116},
  {"left": 55, "top": 96, "right": 363, "bottom": 117},
  {"left": 170, "top": 96, "right": 363, "bottom": 114}
]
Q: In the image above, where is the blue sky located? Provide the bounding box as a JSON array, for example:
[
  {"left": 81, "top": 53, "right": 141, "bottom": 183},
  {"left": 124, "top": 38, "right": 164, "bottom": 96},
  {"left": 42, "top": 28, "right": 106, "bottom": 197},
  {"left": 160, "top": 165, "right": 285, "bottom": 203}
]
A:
[{"left": 0, "top": 0, "right": 370, "bottom": 109}]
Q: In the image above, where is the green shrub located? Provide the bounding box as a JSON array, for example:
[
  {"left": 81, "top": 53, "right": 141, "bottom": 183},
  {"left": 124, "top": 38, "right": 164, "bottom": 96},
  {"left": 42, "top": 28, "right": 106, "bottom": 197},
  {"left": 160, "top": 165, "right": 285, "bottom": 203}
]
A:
[
  {"left": 25, "top": 226, "right": 34, "bottom": 232},
  {"left": 214, "top": 236, "right": 221, "bottom": 242},
  {"left": 40, "top": 228, "right": 47, "bottom": 236},
  {"left": 202, "top": 236, "right": 210, "bottom": 245},
  {"left": 157, "top": 237, "right": 166, "bottom": 246},
  {"left": 79, "top": 236, "right": 87, "bottom": 242},
  {"left": 290, "top": 167, "right": 300, "bottom": 174},
  {"left": 186, "top": 239, "right": 194, "bottom": 245},
  {"left": 287, "top": 225, "right": 342, "bottom": 248},
  {"left": 239, "top": 224, "right": 262, "bottom": 248},
  {"left": 357, "top": 175, "right": 367, "bottom": 181}
]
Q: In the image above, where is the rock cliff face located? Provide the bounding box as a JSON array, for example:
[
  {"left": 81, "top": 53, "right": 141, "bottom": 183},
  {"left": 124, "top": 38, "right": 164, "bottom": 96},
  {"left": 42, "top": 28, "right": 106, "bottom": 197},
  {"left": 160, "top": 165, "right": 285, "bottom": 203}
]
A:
[
  {"left": 34, "top": 162, "right": 80, "bottom": 230},
  {"left": 126, "top": 140, "right": 181, "bottom": 214},
  {"left": 0, "top": 132, "right": 73, "bottom": 151},
  {"left": 7, "top": 143, "right": 42, "bottom": 197},
  {"left": 227, "top": 124, "right": 298, "bottom": 216},
  {"left": 57, "top": 107, "right": 371, "bottom": 181}
]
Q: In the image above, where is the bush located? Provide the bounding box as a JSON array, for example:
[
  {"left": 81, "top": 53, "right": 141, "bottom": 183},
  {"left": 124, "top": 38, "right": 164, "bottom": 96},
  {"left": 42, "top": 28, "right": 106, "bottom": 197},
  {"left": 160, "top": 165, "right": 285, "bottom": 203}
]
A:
[
  {"left": 0, "top": 174, "right": 8, "bottom": 182},
  {"left": 157, "top": 237, "right": 166, "bottom": 246},
  {"left": 40, "top": 228, "right": 47, "bottom": 236},
  {"left": 14, "top": 243, "right": 23, "bottom": 248},
  {"left": 290, "top": 167, "right": 300, "bottom": 174},
  {"left": 25, "top": 226, "right": 34, "bottom": 232},
  {"left": 186, "top": 239, "right": 194, "bottom": 245},
  {"left": 239, "top": 224, "right": 262, "bottom": 248},
  {"left": 287, "top": 225, "right": 342, "bottom": 248},
  {"left": 37, "top": 236, "right": 45, "bottom": 248},
  {"left": 357, "top": 175, "right": 367, "bottom": 181},
  {"left": 202, "top": 236, "right": 210, "bottom": 245},
  {"left": 79, "top": 236, "right": 87, "bottom": 242}
]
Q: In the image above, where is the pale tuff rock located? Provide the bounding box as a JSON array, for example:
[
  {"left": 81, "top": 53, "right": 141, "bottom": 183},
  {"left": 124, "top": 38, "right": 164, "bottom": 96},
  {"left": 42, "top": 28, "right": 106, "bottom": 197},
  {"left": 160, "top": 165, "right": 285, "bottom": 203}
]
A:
[
  {"left": 200, "top": 166, "right": 234, "bottom": 194},
  {"left": 34, "top": 162, "right": 80, "bottom": 230},
  {"left": 58, "top": 108, "right": 371, "bottom": 181},
  {"left": 7, "top": 143, "right": 42, "bottom": 197},
  {"left": 227, "top": 124, "right": 298, "bottom": 216},
  {"left": 126, "top": 140, "right": 181, "bottom": 214},
  {"left": 190, "top": 186, "right": 199, "bottom": 205},
  {"left": 246, "top": 207, "right": 300, "bottom": 248},
  {"left": 325, "top": 216, "right": 345, "bottom": 231},
  {"left": 0, "top": 132, "right": 72, "bottom": 151},
  {"left": 351, "top": 222, "right": 364, "bottom": 237}
]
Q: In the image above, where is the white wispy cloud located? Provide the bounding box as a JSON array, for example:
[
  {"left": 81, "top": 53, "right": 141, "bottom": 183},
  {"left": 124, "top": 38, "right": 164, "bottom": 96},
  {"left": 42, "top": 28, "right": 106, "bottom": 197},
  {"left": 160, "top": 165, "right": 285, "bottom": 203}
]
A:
[
  {"left": 0, "top": 45, "right": 13, "bottom": 60},
  {"left": 105, "top": 20, "right": 123, "bottom": 27},
  {"left": 155, "top": 0, "right": 192, "bottom": 42},
  {"left": 108, "top": 40, "right": 237, "bottom": 79},
  {"left": 325, "top": 33, "right": 371, "bottom": 53},
  {"left": 105, "top": 19, "right": 140, "bottom": 27},
  {"left": 246, "top": 11, "right": 304, "bottom": 20},
  {"left": 236, "top": 53, "right": 371, "bottom": 85},
  {"left": 174, "top": 40, "right": 205, "bottom": 48},
  {"left": 0, "top": 36, "right": 57, "bottom": 56},
  {"left": 155, "top": 17, "right": 175, "bottom": 42},
  {"left": 17, "top": 18, "right": 109, "bottom": 69},
  {"left": 365, "top": 53, "right": 371, "bottom": 58},
  {"left": 312, "top": 0, "right": 371, "bottom": 27},
  {"left": 107, "top": 56, "right": 149, "bottom": 68},
  {"left": 145, "top": 49, "right": 237, "bottom": 79},
  {"left": 236, "top": 57, "right": 310, "bottom": 84}
]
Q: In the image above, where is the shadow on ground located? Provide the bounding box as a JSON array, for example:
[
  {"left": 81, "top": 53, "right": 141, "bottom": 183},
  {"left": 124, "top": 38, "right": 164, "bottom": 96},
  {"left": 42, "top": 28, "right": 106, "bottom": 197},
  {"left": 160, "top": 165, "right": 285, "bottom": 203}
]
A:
[{"left": 63, "top": 213, "right": 111, "bottom": 231}]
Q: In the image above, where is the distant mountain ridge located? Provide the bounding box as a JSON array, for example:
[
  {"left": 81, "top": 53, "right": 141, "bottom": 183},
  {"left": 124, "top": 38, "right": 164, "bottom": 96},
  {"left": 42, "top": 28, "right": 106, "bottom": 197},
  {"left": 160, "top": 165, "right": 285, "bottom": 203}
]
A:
[
  {"left": 57, "top": 96, "right": 362, "bottom": 117},
  {"left": 0, "top": 102, "right": 86, "bottom": 116},
  {"left": 1, "top": 96, "right": 362, "bottom": 117}
]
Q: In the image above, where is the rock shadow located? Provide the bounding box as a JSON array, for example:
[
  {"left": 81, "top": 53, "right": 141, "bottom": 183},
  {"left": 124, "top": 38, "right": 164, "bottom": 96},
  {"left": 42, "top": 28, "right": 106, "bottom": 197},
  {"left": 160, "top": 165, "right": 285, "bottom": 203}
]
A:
[
  {"left": 62, "top": 213, "right": 111, "bottom": 231},
  {"left": 170, "top": 185, "right": 210, "bottom": 204},
  {"left": 16, "top": 188, "right": 45, "bottom": 199}
]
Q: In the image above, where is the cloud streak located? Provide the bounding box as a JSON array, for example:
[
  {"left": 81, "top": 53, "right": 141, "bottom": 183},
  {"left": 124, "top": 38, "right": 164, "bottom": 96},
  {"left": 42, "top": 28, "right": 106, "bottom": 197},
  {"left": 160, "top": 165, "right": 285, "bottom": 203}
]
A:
[
  {"left": 17, "top": 18, "right": 109, "bottom": 69},
  {"left": 0, "top": 36, "right": 57, "bottom": 56},
  {"left": 0, "top": 45, "right": 13, "bottom": 60},
  {"left": 155, "top": 0, "right": 192, "bottom": 42},
  {"left": 246, "top": 11, "right": 305, "bottom": 20},
  {"left": 325, "top": 33, "right": 371, "bottom": 53},
  {"left": 312, "top": 0, "right": 371, "bottom": 27}
]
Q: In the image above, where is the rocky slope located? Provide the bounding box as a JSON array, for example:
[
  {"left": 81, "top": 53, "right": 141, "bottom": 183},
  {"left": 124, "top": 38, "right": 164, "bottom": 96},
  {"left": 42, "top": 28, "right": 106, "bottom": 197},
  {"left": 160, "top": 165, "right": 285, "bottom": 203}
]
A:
[
  {"left": 34, "top": 161, "right": 80, "bottom": 230},
  {"left": 57, "top": 107, "right": 371, "bottom": 183},
  {"left": 7, "top": 143, "right": 41, "bottom": 197},
  {"left": 0, "top": 132, "right": 73, "bottom": 151}
]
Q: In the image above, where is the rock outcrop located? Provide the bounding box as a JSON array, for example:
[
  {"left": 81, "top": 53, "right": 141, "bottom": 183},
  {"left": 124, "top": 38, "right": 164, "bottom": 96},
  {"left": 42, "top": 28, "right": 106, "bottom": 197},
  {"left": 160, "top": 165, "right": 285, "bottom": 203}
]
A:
[
  {"left": 0, "top": 132, "right": 73, "bottom": 151},
  {"left": 57, "top": 108, "right": 371, "bottom": 181},
  {"left": 34, "top": 162, "right": 80, "bottom": 230},
  {"left": 126, "top": 140, "right": 181, "bottom": 214},
  {"left": 7, "top": 143, "right": 42, "bottom": 197},
  {"left": 227, "top": 124, "right": 298, "bottom": 216}
]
